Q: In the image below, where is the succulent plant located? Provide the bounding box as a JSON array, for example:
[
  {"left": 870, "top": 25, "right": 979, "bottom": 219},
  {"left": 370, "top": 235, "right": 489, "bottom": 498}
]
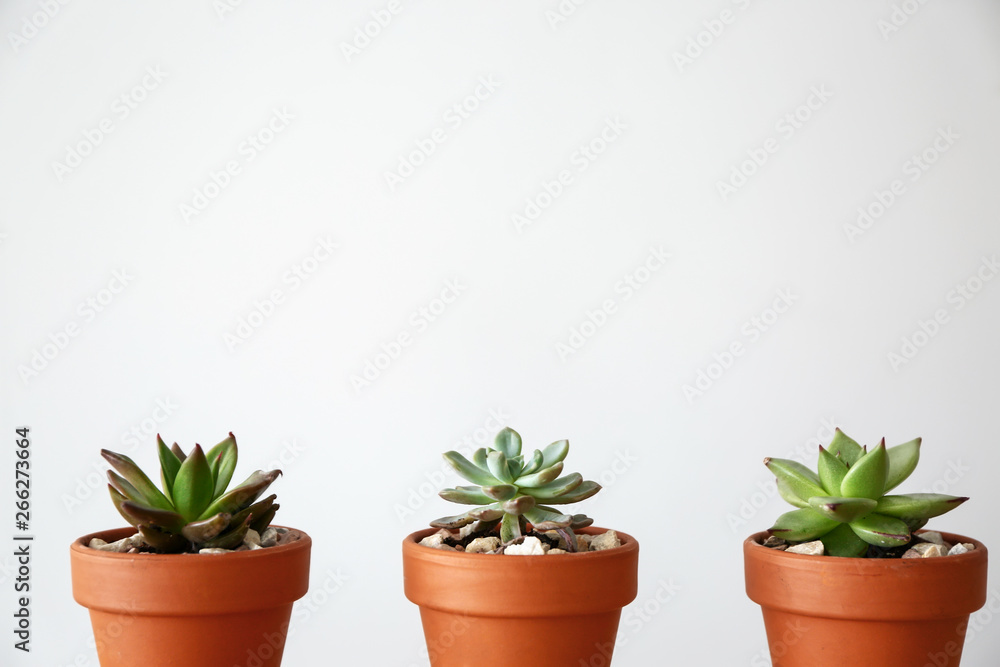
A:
[
  {"left": 766, "top": 429, "right": 967, "bottom": 557},
  {"left": 431, "top": 427, "right": 601, "bottom": 551},
  {"left": 101, "top": 433, "right": 281, "bottom": 554}
]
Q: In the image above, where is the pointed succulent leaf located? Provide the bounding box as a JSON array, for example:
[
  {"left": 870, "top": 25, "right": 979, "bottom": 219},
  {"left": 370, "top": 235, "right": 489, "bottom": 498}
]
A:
[
  {"left": 501, "top": 495, "right": 536, "bottom": 516},
  {"left": 776, "top": 479, "right": 810, "bottom": 509},
  {"left": 157, "top": 435, "right": 182, "bottom": 500},
  {"left": 205, "top": 433, "right": 238, "bottom": 497},
  {"left": 542, "top": 480, "right": 601, "bottom": 505},
  {"left": 172, "top": 444, "right": 216, "bottom": 521},
  {"left": 138, "top": 525, "right": 189, "bottom": 553},
  {"left": 904, "top": 517, "right": 928, "bottom": 532},
  {"left": 523, "top": 507, "right": 572, "bottom": 530},
  {"left": 444, "top": 451, "right": 501, "bottom": 486},
  {"left": 120, "top": 500, "right": 187, "bottom": 532},
  {"left": 181, "top": 512, "right": 232, "bottom": 543},
  {"left": 439, "top": 486, "right": 495, "bottom": 505},
  {"left": 848, "top": 512, "right": 910, "bottom": 547},
  {"left": 765, "top": 458, "right": 826, "bottom": 505},
  {"left": 569, "top": 513, "right": 594, "bottom": 530},
  {"left": 521, "top": 473, "right": 583, "bottom": 500},
  {"left": 494, "top": 427, "right": 522, "bottom": 459},
  {"left": 829, "top": 429, "right": 864, "bottom": 467},
  {"left": 500, "top": 512, "right": 522, "bottom": 543},
  {"left": 198, "top": 469, "right": 281, "bottom": 520},
  {"left": 200, "top": 516, "right": 251, "bottom": 550},
  {"left": 108, "top": 485, "right": 140, "bottom": 527},
  {"left": 884, "top": 437, "right": 921, "bottom": 492},
  {"left": 516, "top": 461, "right": 564, "bottom": 488},
  {"left": 840, "top": 440, "right": 888, "bottom": 500},
  {"left": 107, "top": 471, "right": 145, "bottom": 504},
  {"left": 507, "top": 458, "right": 522, "bottom": 480},
  {"left": 430, "top": 513, "right": 476, "bottom": 529},
  {"left": 520, "top": 449, "right": 544, "bottom": 476},
  {"left": 768, "top": 508, "right": 839, "bottom": 541},
  {"left": 249, "top": 503, "right": 278, "bottom": 534},
  {"left": 808, "top": 496, "right": 877, "bottom": 523},
  {"left": 875, "top": 494, "right": 968, "bottom": 520},
  {"left": 540, "top": 439, "right": 569, "bottom": 468},
  {"left": 481, "top": 485, "right": 517, "bottom": 501},
  {"left": 487, "top": 450, "right": 515, "bottom": 484},
  {"left": 820, "top": 522, "right": 869, "bottom": 557},
  {"left": 231, "top": 494, "right": 277, "bottom": 527},
  {"left": 468, "top": 507, "right": 504, "bottom": 521},
  {"left": 472, "top": 448, "right": 490, "bottom": 470},
  {"left": 817, "top": 446, "right": 849, "bottom": 496},
  {"left": 101, "top": 449, "right": 173, "bottom": 511},
  {"left": 170, "top": 443, "right": 187, "bottom": 462}
]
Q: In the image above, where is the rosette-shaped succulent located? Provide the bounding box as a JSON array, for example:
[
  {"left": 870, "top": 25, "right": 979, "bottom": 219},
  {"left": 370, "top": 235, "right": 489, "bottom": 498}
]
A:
[
  {"left": 766, "top": 429, "right": 967, "bottom": 557},
  {"left": 102, "top": 433, "right": 281, "bottom": 553},
  {"left": 432, "top": 427, "right": 601, "bottom": 550}
]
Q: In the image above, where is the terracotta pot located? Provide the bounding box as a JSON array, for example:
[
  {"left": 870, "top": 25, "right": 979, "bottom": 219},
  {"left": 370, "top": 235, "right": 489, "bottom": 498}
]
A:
[
  {"left": 403, "top": 526, "right": 639, "bottom": 667},
  {"left": 744, "top": 531, "right": 988, "bottom": 667},
  {"left": 71, "top": 526, "right": 311, "bottom": 667}
]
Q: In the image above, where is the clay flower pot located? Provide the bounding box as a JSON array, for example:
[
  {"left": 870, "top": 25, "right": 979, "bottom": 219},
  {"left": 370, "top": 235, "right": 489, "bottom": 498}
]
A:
[
  {"left": 744, "top": 530, "right": 988, "bottom": 667},
  {"left": 403, "top": 526, "right": 639, "bottom": 667},
  {"left": 71, "top": 526, "right": 311, "bottom": 667}
]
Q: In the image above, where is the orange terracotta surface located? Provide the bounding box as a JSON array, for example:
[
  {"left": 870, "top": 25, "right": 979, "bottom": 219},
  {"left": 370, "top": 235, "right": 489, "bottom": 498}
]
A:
[
  {"left": 71, "top": 526, "right": 311, "bottom": 667},
  {"left": 403, "top": 526, "right": 639, "bottom": 667},
  {"left": 744, "top": 531, "right": 988, "bottom": 667}
]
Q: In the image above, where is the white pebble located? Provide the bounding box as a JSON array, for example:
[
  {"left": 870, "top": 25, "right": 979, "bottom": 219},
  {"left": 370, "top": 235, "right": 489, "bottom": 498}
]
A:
[
  {"left": 260, "top": 527, "right": 279, "bottom": 548},
  {"left": 948, "top": 543, "right": 971, "bottom": 556},
  {"left": 466, "top": 537, "right": 500, "bottom": 554},
  {"left": 243, "top": 529, "right": 261, "bottom": 547},
  {"left": 199, "top": 548, "right": 231, "bottom": 554},
  {"left": 786, "top": 541, "right": 825, "bottom": 556},
  {"left": 547, "top": 548, "right": 568, "bottom": 555},
  {"left": 589, "top": 531, "right": 621, "bottom": 552},
  {"left": 912, "top": 543, "right": 945, "bottom": 558},
  {"left": 920, "top": 532, "right": 950, "bottom": 548},
  {"left": 504, "top": 537, "right": 549, "bottom": 556}
]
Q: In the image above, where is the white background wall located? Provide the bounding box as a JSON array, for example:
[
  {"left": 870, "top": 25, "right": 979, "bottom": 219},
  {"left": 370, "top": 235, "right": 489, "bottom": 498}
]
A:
[{"left": 3, "top": 1, "right": 1000, "bottom": 665}]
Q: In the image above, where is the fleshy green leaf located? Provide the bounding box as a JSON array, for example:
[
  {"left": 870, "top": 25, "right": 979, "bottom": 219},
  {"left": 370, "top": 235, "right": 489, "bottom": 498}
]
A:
[
  {"left": 172, "top": 444, "right": 216, "bottom": 521},
  {"left": 539, "top": 480, "right": 601, "bottom": 505},
  {"left": 765, "top": 458, "right": 826, "bottom": 505},
  {"left": 181, "top": 513, "right": 232, "bottom": 543},
  {"left": 777, "top": 479, "right": 810, "bottom": 509},
  {"left": 520, "top": 450, "right": 544, "bottom": 476},
  {"left": 198, "top": 469, "right": 281, "bottom": 520},
  {"left": 138, "top": 525, "right": 188, "bottom": 553},
  {"left": 829, "top": 429, "right": 864, "bottom": 467},
  {"left": 849, "top": 513, "right": 910, "bottom": 547},
  {"left": 516, "top": 462, "right": 564, "bottom": 488},
  {"left": 487, "top": 450, "right": 515, "bottom": 484},
  {"left": 200, "top": 516, "right": 251, "bottom": 550},
  {"left": 768, "top": 508, "right": 839, "bottom": 541},
  {"left": 443, "top": 451, "right": 501, "bottom": 486},
  {"left": 481, "top": 485, "right": 517, "bottom": 501},
  {"left": 108, "top": 485, "right": 139, "bottom": 527},
  {"left": 521, "top": 473, "right": 583, "bottom": 500},
  {"left": 472, "top": 448, "right": 490, "bottom": 470},
  {"left": 840, "top": 440, "right": 888, "bottom": 500},
  {"left": 808, "top": 496, "right": 877, "bottom": 523},
  {"left": 507, "top": 458, "right": 522, "bottom": 480},
  {"left": 205, "top": 433, "right": 238, "bottom": 498},
  {"left": 540, "top": 440, "right": 569, "bottom": 468},
  {"left": 230, "top": 494, "right": 277, "bottom": 528},
  {"left": 500, "top": 512, "right": 522, "bottom": 542},
  {"left": 817, "top": 446, "right": 848, "bottom": 496},
  {"left": 157, "top": 435, "right": 181, "bottom": 502},
  {"left": 468, "top": 507, "right": 503, "bottom": 521},
  {"left": 120, "top": 500, "right": 187, "bottom": 533},
  {"left": 875, "top": 494, "right": 968, "bottom": 520},
  {"left": 101, "top": 450, "right": 174, "bottom": 511},
  {"left": 821, "top": 522, "right": 869, "bottom": 557},
  {"left": 501, "top": 495, "right": 536, "bottom": 516},
  {"left": 524, "top": 507, "right": 572, "bottom": 530},
  {"left": 430, "top": 513, "right": 476, "bottom": 529},
  {"left": 884, "top": 437, "right": 920, "bottom": 492},
  {"left": 170, "top": 443, "right": 187, "bottom": 462},
  {"left": 439, "top": 486, "right": 495, "bottom": 505},
  {"left": 494, "top": 427, "right": 522, "bottom": 459},
  {"left": 249, "top": 503, "right": 278, "bottom": 534},
  {"left": 107, "top": 471, "right": 145, "bottom": 504}
]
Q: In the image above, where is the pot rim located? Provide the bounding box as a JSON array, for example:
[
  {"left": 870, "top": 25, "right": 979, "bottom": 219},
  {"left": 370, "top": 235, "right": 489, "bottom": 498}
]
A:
[
  {"left": 70, "top": 524, "right": 311, "bottom": 560},
  {"left": 403, "top": 525, "right": 638, "bottom": 561}
]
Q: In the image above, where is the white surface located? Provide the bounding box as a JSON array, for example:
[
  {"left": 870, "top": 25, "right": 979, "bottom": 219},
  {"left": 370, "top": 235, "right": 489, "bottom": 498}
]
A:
[{"left": 2, "top": 1, "right": 1000, "bottom": 665}]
